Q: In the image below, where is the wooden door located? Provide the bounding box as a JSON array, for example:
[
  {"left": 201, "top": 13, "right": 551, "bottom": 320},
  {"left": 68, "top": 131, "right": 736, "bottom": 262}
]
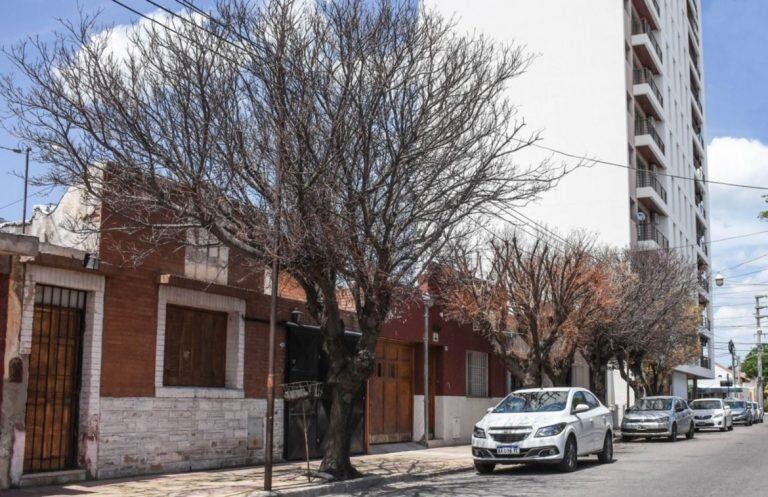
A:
[
  {"left": 368, "top": 341, "right": 413, "bottom": 444},
  {"left": 24, "top": 285, "right": 86, "bottom": 473}
]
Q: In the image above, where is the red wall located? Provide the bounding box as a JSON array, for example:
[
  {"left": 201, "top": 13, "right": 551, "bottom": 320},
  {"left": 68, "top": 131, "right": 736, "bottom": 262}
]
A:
[{"left": 381, "top": 300, "right": 506, "bottom": 398}]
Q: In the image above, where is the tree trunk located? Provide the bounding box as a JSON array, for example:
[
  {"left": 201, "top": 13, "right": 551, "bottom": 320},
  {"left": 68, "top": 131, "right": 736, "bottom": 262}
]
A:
[
  {"left": 589, "top": 364, "right": 607, "bottom": 403},
  {"left": 319, "top": 377, "right": 364, "bottom": 480}
]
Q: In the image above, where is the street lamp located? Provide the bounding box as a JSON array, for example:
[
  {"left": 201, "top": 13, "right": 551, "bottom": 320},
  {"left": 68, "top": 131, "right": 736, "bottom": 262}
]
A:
[
  {"left": 0, "top": 145, "right": 31, "bottom": 233},
  {"left": 714, "top": 273, "right": 724, "bottom": 287}
]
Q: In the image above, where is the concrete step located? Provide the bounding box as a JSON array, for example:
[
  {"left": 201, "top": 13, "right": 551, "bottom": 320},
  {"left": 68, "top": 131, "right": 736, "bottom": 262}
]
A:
[{"left": 19, "top": 469, "right": 86, "bottom": 487}]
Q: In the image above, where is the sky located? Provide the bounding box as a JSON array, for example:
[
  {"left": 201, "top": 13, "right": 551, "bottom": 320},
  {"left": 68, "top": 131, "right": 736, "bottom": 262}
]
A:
[{"left": 0, "top": 0, "right": 766, "bottom": 363}]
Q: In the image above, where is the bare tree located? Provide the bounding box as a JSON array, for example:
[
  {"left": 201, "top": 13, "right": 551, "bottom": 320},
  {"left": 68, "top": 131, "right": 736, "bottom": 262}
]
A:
[
  {"left": 583, "top": 249, "right": 701, "bottom": 398},
  {"left": 1, "top": 0, "right": 564, "bottom": 479},
  {"left": 440, "top": 231, "right": 612, "bottom": 388}
]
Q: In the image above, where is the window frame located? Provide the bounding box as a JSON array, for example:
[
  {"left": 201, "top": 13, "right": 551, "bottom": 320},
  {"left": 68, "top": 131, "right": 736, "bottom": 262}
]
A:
[
  {"left": 155, "top": 285, "right": 245, "bottom": 398},
  {"left": 465, "top": 350, "right": 489, "bottom": 398}
]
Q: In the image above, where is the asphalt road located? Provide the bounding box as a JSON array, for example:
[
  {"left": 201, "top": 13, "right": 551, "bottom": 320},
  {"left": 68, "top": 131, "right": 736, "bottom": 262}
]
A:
[{"left": 332, "top": 423, "right": 768, "bottom": 497}]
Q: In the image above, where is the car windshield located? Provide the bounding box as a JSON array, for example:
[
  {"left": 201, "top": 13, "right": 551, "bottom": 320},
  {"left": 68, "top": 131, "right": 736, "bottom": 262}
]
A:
[
  {"left": 725, "top": 400, "right": 746, "bottom": 409},
  {"left": 632, "top": 398, "right": 672, "bottom": 411},
  {"left": 691, "top": 400, "right": 721, "bottom": 410},
  {"left": 493, "top": 391, "right": 568, "bottom": 413}
]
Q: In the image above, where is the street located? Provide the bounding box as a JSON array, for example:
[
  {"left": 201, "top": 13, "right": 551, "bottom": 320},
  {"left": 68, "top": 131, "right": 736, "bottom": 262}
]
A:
[{"left": 331, "top": 425, "right": 768, "bottom": 497}]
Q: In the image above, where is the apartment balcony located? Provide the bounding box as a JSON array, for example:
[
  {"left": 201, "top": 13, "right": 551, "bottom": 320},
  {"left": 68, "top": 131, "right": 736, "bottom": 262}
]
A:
[
  {"left": 693, "top": 131, "right": 706, "bottom": 158},
  {"left": 632, "top": 19, "right": 664, "bottom": 75},
  {"left": 637, "top": 222, "right": 669, "bottom": 249},
  {"left": 690, "top": 54, "right": 702, "bottom": 86},
  {"left": 633, "top": 68, "right": 664, "bottom": 119},
  {"left": 691, "top": 86, "right": 704, "bottom": 122},
  {"left": 696, "top": 235, "right": 710, "bottom": 262},
  {"left": 698, "top": 274, "right": 710, "bottom": 303},
  {"left": 636, "top": 168, "right": 668, "bottom": 215},
  {"left": 635, "top": 117, "right": 666, "bottom": 167},
  {"left": 633, "top": 0, "right": 662, "bottom": 30},
  {"left": 700, "top": 356, "right": 711, "bottom": 370},
  {"left": 695, "top": 201, "right": 707, "bottom": 226}
]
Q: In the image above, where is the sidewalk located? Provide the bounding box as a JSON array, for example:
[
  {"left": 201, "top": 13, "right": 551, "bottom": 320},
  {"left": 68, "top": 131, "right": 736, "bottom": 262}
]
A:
[{"left": 5, "top": 445, "right": 473, "bottom": 497}]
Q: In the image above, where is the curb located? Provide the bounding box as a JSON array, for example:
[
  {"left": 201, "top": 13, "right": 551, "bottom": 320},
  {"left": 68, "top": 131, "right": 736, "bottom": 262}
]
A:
[{"left": 248, "top": 465, "right": 473, "bottom": 497}]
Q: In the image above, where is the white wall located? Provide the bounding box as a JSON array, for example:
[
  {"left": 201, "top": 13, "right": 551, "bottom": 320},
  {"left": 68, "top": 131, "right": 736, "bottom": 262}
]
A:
[
  {"left": 428, "top": 0, "right": 632, "bottom": 246},
  {"left": 414, "top": 395, "right": 503, "bottom": 444}
]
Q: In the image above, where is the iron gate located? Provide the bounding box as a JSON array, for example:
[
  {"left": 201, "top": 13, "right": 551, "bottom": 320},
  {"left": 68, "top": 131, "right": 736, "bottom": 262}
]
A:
[{"left": 24, "top": 284, "right": 87, "bottom": 473}]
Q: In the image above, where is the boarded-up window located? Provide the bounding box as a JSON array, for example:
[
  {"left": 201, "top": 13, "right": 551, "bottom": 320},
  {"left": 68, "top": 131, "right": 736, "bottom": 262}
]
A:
[
  {"left": 466, "top": 350, "right": 488, "bottom": 397},
  {"left": 163, "top": 305, "right": 228, "bottom": 387}
]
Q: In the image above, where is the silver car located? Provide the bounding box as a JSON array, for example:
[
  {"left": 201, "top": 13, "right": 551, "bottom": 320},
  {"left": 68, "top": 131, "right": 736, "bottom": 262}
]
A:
[
  {"left": 751, "top": 402, "right": 764, "bottom": 423},
  {"left": 621, "top": 396, "right": 694, "bottom": 442},
  {"left": 690, "top": 398, "right": 733, "bottom": 432},
  {"left": 726, "top": 399, "right": 753, "bottom": 425}
]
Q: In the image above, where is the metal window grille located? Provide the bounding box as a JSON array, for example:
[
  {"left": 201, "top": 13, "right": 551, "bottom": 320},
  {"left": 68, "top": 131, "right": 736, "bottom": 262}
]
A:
[
  {"left": 24, "top": 285, "right": 87, "bottom": 473},
  {"left": 466, "top": 351, "right": 488, "bottom": 397}
]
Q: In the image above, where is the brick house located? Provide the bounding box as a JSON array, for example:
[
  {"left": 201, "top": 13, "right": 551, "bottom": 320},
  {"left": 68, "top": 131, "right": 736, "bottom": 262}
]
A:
[{"left": 0, "top": 187, "right": 514, "bottom": 488}]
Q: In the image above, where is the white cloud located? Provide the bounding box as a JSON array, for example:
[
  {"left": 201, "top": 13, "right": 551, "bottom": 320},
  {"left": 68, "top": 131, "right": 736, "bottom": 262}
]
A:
[{"left": 707, "top": 136, "right": 768, "bottom": 359}]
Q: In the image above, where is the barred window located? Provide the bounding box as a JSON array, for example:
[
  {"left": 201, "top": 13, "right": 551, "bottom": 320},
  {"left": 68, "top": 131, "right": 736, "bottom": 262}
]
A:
[{"left": 466, "top": 350, "right": 488, "bottom": 397}]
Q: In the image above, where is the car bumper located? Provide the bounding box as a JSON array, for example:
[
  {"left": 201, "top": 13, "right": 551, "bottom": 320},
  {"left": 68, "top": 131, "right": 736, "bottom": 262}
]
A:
[
  {"left": 694, "top": 418, "right": 726, "bottom": 429},
  {"left": 620, "top": 422, "right": 671, "bottom": 437},
  {"left": 471, "top": 433, "right": 565, "bottom": 464}
]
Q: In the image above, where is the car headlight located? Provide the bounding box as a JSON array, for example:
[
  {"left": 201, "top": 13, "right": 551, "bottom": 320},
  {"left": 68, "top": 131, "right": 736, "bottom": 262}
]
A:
[
  {"left": 535, "top": 422, "right": 567, "bottom": 438},
  {"left": 473, "top": 426, "right": 486, "bottom": 439},
  {"left": 655, "top": 416, "right": 670, "bottom": 423}
]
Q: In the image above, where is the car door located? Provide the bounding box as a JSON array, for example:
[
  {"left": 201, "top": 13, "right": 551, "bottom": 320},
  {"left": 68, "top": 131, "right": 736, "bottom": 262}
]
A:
[
  {"left": 675, "top": 399, "right": 692, "bottom": 432},
  {"left": 584, "top": 391, "right": 607, "bottom": 448},
  {"left": 570, "top": 391, "right": 594, "bottom": 453}
]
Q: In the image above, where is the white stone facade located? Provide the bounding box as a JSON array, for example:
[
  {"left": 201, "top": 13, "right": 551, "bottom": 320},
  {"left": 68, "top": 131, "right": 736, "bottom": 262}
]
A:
[{"left": 97, "top": 397, "right": 283, "bottom": 479}]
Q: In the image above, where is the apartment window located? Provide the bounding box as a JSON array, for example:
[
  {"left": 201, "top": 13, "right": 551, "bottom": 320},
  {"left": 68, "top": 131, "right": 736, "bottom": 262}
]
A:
[
  {"left": 185, "top": 228, "right": 229, "bottom": 285},
  {"left": 466, "top": 351, "right": 488, "bottom": 397},
  {"left": 163, "top": 305, "right": 227, "bottom": 387}
]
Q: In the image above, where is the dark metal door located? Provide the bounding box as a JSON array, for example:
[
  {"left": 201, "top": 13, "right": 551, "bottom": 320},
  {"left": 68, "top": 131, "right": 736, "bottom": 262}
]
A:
[{"left": 24, "top": 285, "right": 86, "bottom": 473}]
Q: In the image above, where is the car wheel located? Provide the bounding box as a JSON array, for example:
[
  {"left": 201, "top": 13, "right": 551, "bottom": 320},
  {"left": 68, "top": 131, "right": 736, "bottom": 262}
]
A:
[
  {"left": 668, "top": 423, "right": 677, "bottom": 442},
  {"left": 557, "top": 436, "right": 578, "bottom": 473},
  {"left": 597, "top": 432, "right": 614, "bottom": 463},
  {"left": 686, "top": 422, "right": 695, "bottom": 439},
  {"left": 474, "top": 461, "right": 495, "bottom": 474}
]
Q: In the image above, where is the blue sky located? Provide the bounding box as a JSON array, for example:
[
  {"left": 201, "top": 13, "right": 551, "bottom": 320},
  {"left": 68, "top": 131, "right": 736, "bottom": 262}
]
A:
[{"left": 0, "top": 0, "right": 766, "bottom": 361}]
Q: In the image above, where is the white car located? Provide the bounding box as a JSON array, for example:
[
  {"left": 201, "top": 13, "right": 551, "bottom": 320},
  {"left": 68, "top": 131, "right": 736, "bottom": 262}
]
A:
[
  {"left": 471, "top": 387, "right": 614, "bottom": 473},
  {"left": 690, "top": 398, "right": 733, "bottom": 432}
]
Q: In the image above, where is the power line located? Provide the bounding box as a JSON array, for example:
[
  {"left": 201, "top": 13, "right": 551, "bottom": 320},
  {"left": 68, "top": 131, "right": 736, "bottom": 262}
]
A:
[
  {"left": 717, "top": 251, "right": 768, "bottom": 273},
  {"left": 519, "top": 139, "right": 768, "bottom": 191},
  {"left": 109, "top": 0, "right": 243, "bottom": 66}
]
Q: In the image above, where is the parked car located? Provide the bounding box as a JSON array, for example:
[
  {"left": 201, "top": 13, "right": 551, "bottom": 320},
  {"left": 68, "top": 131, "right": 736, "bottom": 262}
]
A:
[
  {"left": 750, "top": 402, "right": 764, "bottom": 423},
  {"left": 620, "top": 396, "right": 694, "bottom": 442},
  {"left": 724, "top": 399, "right": 752, "bottom": 425},
  {"left": 471, "top": 387, "right": 614, "bottom": 473},
  {"left": 690, "top": 398, "right": 733, "bottom": 432}
]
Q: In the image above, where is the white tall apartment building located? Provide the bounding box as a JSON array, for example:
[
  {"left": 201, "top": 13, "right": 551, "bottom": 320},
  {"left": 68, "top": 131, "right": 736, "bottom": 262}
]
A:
[{"left": 431, "top": 0, "right": 714, "bottom": 398}]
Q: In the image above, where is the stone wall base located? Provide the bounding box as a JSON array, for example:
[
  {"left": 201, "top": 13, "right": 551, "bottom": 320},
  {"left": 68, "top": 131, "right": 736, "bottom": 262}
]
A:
[{"left": 97, "top": 397, "right": 283, "bottom": 479}]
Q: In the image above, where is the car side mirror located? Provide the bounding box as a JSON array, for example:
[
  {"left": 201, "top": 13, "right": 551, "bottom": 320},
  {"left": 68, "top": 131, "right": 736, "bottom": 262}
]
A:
[
  {"left": 486, "top": 407, "right": 494, "bottom": 414},
  {"left": 573, "top": 404, "right": 590, "bottom": 414}
]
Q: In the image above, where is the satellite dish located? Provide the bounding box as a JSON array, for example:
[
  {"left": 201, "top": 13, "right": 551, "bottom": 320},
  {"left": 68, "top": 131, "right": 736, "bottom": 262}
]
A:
[{"left": 637, "top": 212, "right": 647, "bottom": 222}]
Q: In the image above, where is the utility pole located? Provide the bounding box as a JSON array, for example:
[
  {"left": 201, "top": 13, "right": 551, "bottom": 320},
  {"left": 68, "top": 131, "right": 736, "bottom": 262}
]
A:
[
  {"left": 21, "top": 147, "right": 30, "bottom": 234},
  {"left": 755, "top": 295, "right": 767, "bottom": 407},
  {"left": 421, "top": 292, "right": 432, "bottom": 447}
]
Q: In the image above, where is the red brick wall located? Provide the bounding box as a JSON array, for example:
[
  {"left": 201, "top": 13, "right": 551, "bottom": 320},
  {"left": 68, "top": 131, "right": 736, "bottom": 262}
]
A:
[{"left": 100, "top": 272, "right": 159, "bottom": 397}]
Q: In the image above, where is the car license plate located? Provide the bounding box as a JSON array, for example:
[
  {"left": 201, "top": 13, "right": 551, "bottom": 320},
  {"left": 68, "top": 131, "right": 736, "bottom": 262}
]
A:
[{"left": 497, "top": 445, "right": 520, "bottom": 455}]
